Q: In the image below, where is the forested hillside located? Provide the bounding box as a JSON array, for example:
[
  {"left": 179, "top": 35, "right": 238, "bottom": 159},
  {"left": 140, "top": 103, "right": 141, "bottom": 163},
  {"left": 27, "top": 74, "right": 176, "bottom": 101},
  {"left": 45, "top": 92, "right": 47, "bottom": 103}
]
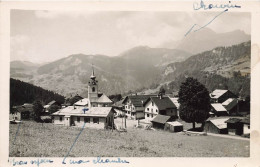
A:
[{"left": 10, "top": 78, "right": 65, "bottom": 108}]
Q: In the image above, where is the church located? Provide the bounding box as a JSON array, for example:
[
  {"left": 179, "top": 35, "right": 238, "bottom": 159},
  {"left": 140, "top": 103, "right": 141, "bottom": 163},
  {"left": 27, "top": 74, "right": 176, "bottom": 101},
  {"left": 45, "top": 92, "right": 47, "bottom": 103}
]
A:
[{"left": 52, "top": 66, "right": 114, "bottom": 129}]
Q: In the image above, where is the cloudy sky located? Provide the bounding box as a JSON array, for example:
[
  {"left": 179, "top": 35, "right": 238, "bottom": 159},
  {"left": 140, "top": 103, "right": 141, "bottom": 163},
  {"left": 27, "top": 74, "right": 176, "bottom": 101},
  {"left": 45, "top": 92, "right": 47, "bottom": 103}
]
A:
[{"left": 11, "top": 10, "right": 250, "bottom": 63}]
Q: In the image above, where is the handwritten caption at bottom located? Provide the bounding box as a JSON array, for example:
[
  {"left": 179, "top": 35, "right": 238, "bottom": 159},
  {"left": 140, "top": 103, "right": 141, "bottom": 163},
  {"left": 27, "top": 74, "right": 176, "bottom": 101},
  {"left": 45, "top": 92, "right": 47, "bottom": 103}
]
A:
[{"left": 9, "top": 157, "right": 129, "bottom": 167}]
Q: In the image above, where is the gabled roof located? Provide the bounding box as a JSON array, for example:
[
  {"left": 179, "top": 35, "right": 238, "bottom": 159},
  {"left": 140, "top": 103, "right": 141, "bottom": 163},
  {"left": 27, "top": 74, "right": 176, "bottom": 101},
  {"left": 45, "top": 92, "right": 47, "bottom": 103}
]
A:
[
  {"left": 144, "top": 96, "right": 176, "bottom": 110},
  {"left": 211, "top": 103, "right": 227, "bottom": 112},
  {"left": 151, "top": 115, "right": 171, "bottom": 124},
  {"left": 13, "top": 104, "right": 33, "bottom": 112},
  {"left": 225, "top": 118, "right": 242, "bottom": 124},
  {"left": 122, "top": 95, "right": 156, "bottom": 107},
  {"left": 52, "top": 106, "right": 114, "bottom": 117},
  {"left": 74, "top": 98, "right": 89, "bottom": 106},
  {"left": 47, "top": 100, "right": 57, "bottom": 106},
  {"left": 97, "top": 94, "right": 113, "bottom": 103},
  {"left": 240, "top": 117, "right": 250, "bottom": 124},
  {"left": 208, "top": 118, "right": 229, "bottom": 129},
  {"left": 222, "top": 98, "right": 238, "bottom": 111},
  {"left": 166, "top": 121, "right": 183, "bottom": 126},
  {"left": 169, "top": 98, "right": 180, "bottom": 109},
  {"left": 210, "top": 89, "right": 228, "bottom": 99}
]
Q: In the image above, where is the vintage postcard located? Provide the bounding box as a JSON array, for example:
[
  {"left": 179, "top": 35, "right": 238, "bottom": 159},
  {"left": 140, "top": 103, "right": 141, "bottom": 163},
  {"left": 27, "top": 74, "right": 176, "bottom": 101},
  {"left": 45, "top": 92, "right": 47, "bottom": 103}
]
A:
[{"left": 0, "top": 1, "right": 260, "bottom": 167}]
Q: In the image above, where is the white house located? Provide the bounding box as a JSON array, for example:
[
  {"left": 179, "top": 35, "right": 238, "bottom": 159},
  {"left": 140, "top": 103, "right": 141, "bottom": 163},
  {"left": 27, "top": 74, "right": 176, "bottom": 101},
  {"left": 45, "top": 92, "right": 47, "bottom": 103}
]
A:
[
  {"left": 52, "top": 106, "right": 115, "bottom": 128},
  {"left": 122, "top": 94, "right": 156, "bottom": 120},
  {"left": 143, "top": 96, "right": 177, "bottom": 122}
]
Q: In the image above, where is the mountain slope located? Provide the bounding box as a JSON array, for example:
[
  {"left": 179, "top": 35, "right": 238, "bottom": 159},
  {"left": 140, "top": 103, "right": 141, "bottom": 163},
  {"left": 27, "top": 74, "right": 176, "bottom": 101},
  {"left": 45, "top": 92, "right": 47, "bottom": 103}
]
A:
[
  {"left": 161, "top": 28, "right": 251, "bottom": 54},
  {"left": 11, "top": 47, "right": 190, "bottom": 97},
  {"left": 163, "top": 41, "right": 251, "bottom": 81}
]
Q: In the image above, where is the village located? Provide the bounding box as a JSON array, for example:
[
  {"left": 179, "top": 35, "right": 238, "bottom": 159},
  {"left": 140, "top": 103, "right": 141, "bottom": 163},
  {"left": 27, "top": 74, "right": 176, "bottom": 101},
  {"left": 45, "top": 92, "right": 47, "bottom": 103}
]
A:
[{"left": 10, "top": 66, "right": 250, "bottom": 139}]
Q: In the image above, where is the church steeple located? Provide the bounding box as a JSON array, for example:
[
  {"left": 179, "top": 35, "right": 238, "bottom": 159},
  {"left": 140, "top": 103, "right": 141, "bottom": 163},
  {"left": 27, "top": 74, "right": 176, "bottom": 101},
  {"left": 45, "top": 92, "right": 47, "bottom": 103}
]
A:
[{"left": 90, "top": 64, "right": 96, "bottom": 80}]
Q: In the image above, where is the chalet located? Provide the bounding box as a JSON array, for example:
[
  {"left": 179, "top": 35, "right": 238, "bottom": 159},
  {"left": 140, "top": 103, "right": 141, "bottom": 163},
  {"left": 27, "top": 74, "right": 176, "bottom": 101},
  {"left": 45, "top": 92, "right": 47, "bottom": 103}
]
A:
[
  {"left": 10, "top": 103, "right": 33, "bottom": 121},
  {"left": 210, "top": 89, "right": 237, "bottom": 103},
  {"left": 52, "top": 106, "right": 115, "bottom": 128},
  {"left": 222, "top": 98, "right": 239, "bottom": 115},
  {"left": 44, "top": 100, "right": 61, "bottom": 112},
  {"left": 143, "top": 96, "right": 177, "bottom": 122},
  {"left": 112, "top": 98, "right": 126, "bottom": 117},
  {"left": 164, "top": 121, "right": 183, "bottom": 132},
  {"left": 122, "top": 94, "right": 155, "bottom": 120},
  {"left": 225, "top": 118, "right": 243, "bottom": 135},
  {"left": 211, "top": 103, "right": 228, "bottom": 116},
  {"left": 204, "top": 118, "right": 229, "bottom": 134}
]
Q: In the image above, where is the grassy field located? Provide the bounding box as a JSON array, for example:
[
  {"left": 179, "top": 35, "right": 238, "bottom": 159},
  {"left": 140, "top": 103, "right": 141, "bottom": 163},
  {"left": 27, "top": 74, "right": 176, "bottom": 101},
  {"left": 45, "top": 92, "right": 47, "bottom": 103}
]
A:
[{"left": 9, "top": 121, "right": 249, "bottom": 157}]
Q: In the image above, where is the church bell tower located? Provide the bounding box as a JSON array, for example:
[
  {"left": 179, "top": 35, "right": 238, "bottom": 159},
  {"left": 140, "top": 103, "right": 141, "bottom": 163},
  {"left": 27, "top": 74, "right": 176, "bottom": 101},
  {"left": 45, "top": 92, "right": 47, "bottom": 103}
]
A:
[{"left": 88, "top": 64, "right": 98, "bottom": 107}]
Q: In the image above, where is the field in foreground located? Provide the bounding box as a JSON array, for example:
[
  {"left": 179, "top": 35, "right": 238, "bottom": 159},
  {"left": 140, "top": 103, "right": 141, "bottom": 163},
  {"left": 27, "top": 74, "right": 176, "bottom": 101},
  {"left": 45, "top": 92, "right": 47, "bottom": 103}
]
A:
[{"left": 9, "top": 121, "right": 249, "bottom": 157}]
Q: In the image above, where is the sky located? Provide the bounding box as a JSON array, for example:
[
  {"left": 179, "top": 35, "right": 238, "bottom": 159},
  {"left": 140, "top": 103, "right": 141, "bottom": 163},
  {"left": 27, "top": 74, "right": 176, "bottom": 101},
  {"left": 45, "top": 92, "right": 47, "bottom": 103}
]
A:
[{"left": 11, "top": 10, "right": 251, "bottom": 63}]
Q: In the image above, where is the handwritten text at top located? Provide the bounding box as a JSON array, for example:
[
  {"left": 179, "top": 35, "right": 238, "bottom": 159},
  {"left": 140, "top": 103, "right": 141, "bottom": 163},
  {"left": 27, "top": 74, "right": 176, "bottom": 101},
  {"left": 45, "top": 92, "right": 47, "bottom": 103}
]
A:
[{"left": 193, "top": 0, "right": 241, "bottom": 10}]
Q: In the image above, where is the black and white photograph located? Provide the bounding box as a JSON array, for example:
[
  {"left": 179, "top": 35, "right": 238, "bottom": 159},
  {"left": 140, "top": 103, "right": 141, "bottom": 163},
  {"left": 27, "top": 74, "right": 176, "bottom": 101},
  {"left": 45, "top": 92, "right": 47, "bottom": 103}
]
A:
[
  {"left": 8, "top": 9, "right": 252, "bottom": 158},
  {"left": 1, "top": 1, "right": 260, "bottom": 166}
]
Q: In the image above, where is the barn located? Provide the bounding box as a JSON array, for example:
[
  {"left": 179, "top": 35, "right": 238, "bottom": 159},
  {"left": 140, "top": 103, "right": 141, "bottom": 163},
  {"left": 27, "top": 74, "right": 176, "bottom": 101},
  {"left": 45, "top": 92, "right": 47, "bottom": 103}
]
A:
[{"left": 204, "top": 118, "right": 229, "bottom": 134}]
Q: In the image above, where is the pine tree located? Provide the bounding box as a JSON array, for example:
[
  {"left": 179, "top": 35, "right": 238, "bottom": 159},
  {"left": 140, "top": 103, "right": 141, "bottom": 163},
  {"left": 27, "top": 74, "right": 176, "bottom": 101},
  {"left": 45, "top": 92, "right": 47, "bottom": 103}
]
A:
[{"left": 178, "top": 77, "right": 211, "bottom": 129}]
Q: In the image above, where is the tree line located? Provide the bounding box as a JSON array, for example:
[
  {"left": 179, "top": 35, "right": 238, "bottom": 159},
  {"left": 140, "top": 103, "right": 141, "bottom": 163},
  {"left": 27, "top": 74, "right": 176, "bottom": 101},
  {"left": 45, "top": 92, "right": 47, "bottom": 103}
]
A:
[{"left": 10, "top": 78, "right": 65, "bottom": 108}]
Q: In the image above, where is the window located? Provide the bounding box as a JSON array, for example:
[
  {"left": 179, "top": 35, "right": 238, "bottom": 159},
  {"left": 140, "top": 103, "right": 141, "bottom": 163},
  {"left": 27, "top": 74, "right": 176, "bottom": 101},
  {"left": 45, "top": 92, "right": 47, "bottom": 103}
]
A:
[
  {"left": 125, "top": 105, "right": 128, "bottom": 109},
  {"left": 156, "top": 109, "right": 158, "bottom": 113},
  {"left": 93, "top": 118, "right": 99, "bottom": 124},
  {"left": 248, "top": 125, "right": 250, "bottom": 129},
  {"left": 152, "top": 102, "right": 154, "bottom": 106},
  {"left": 84, "top": 117, "right": 90, "bottom": 123},
  {"left": 151, "top": 109, "right": 153, "bottom": 113},
  {"left": 92, "top": 87, "right": 95, "bottom": 92},
  {"left": 147, "top": 114, "right": 150, "bottom": 117},
  {"left": 147, "top": 108, "right": 149, "bottom": 111},
  {"left": 151, "top": 114, "right": 153, "bottom": 118},
  {"left": 77, "top": 117, "right": 80, "bottom": 122},
  {"left": 59, "top": 116, "right": 62, "bottom": 121}
]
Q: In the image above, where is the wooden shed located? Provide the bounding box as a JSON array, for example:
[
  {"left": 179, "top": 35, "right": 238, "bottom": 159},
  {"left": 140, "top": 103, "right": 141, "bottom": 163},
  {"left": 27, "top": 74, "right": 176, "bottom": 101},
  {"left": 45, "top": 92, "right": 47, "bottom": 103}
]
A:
[
  {"left": 151, "top": 115, "right": 171, "bottom": 129},
  {"left": 204, "top": 118, "right": 229, "bottom": 134},
  {"left": 225, "top": 118, "right": 243, "bottom": 135},
  {"left": 164, "top": 121, "right": 183, "bottom": 132}
]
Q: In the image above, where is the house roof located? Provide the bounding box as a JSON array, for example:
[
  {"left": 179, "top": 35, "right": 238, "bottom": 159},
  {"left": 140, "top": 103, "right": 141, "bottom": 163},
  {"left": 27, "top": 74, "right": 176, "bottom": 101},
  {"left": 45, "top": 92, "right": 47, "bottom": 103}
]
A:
[
  {"left": 240, "top": 117, "right": 250, "bottom": 124},
  {"left": 52, "top": 106, "right": 114, "bottom": 117},
  {"left": 123, "top": 95, "right": 156, "bottom": 107},
  {"left": 225, "top": 118, "right": 242, "bottom": 124},
  {"left": 208, "top": 118, "right": 229, "bottom": 129},
  {"left": 74, "top": 98, "right": 89, "bottom": 106},
  {"left": 222, "top": 98, "right": 238, "bottom": 111},
  {"left": 151, "top": 115, "right": 171, "bottom": 124},
  {"left": 13, "top": 104, "right": 33, "bottom": 112},
  {"left": 211, "top": 103, "right": 227, "bottom": 112},
  {"left": 169, "top": 98, "right": 180, "bottom": 109},
  {"left": 166, "top": 121, "right": 183, "bottom": 126},
  {"left": 113, "top": 98, "right": 125, "bottom": 107},
  {"left": 210, "top": 89, "right": 228, "bottom": 99},
  {"left": 147, "top": 96, "right": 176, "bottom": 110},
  {"left": 97, "top": 94, "right": 113, "bottom": 103},
  {"left": 47, "top": 100, "right": 57, "bottom": 106}
]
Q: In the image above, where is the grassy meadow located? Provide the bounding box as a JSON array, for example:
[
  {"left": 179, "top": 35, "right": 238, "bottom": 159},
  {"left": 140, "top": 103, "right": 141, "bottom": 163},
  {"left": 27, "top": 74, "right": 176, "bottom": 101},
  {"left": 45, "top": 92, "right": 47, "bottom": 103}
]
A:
[{"left": 9, "top": 121, "right": 249, "bottom": 157}]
